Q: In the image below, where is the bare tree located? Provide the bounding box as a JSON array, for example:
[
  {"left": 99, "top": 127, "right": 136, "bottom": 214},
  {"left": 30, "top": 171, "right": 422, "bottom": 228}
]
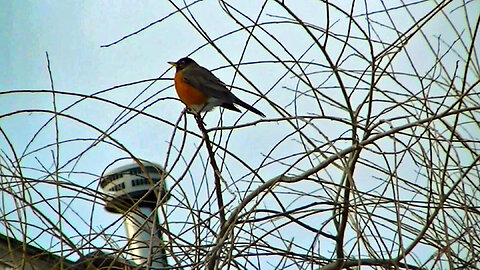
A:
[{"left": 1, "top": 0, "right": 479, "bottom": 269}]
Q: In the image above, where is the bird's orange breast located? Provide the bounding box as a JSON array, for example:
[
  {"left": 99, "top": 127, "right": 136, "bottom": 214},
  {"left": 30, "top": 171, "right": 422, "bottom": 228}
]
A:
[{"left": 174, "top": 71, "right": 208, "bottom": 107}]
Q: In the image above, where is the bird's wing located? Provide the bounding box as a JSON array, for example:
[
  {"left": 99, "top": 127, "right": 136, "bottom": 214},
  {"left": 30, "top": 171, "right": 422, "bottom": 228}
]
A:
[
  {"left": 181, "top": 65, "right": 235, "bottom": 102},
  {"left": 182, "top": 64, "right": 266, "bottom": 117}
]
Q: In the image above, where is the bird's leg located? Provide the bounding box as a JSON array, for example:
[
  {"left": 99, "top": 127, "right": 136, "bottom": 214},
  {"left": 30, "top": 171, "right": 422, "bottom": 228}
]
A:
[
  {"left": 185, "top": 107, "right": 195, "bottom": 115},
  {"left": 188, "top": 110, "right": 206, "bottom": 126}
]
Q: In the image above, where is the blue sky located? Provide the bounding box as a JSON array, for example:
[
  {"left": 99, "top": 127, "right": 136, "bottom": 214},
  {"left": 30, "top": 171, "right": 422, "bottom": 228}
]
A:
[
  {"left": 1, "top": 0, "right": 479, "bottom": 268},
  {"left": 1, "top": 0, "right": 305, "bottom": 260}
]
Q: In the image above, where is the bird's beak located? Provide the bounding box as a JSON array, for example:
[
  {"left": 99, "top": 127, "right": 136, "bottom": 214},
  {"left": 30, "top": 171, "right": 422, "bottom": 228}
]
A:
[{"left": 168, "top": 61, "right": 177, "bottom": 67}]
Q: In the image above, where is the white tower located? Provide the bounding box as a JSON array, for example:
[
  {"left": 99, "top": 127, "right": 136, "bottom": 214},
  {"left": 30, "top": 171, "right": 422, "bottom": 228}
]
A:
[{"left": 100, "top": 161, "right": 169, "bottom": 269}]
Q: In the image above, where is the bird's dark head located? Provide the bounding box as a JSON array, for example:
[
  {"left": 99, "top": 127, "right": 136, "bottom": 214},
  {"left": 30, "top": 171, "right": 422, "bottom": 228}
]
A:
[{"left": 168, "top": 57, "right": 197, "bottom": 71}]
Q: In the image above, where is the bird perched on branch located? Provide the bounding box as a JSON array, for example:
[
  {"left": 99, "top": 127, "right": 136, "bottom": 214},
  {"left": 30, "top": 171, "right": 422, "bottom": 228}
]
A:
[{"left": 168, "top": 57, "right": 265, "bottom": 117}]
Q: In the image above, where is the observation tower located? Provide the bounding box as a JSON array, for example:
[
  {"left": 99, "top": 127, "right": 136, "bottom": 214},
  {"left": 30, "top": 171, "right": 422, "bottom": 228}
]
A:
[{"left": 100, "top": 161, "right": 169, "bottom": 268}]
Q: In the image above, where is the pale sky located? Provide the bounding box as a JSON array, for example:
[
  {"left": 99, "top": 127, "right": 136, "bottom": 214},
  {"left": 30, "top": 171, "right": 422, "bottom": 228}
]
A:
[{"left": 1, "top": 1, "right": 478, "bottom": 268}]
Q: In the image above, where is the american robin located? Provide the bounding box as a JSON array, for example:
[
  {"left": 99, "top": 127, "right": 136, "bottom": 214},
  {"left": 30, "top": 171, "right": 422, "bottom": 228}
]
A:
[{"left": 168, "top": 57, "right": 265, "bottom": 117}]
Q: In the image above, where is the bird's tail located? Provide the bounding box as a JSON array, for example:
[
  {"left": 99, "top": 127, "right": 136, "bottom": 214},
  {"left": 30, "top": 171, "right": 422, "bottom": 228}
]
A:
[{"left": 233, "top": 97, "right": 266, "bottom": 117}]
